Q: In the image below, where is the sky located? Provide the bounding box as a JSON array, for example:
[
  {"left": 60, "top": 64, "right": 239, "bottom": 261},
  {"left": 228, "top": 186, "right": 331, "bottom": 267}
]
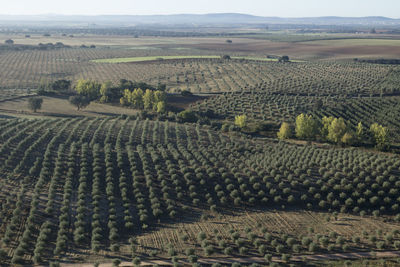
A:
[{"left": 2, "top": 0, "right": 400, "bottom": 18}]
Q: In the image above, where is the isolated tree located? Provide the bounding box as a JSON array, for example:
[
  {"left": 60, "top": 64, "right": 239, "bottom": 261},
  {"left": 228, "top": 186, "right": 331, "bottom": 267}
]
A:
[
  {"left": 69, "top": 95, "right": 90, "bottom": 110},
  {"left": 5, "top": 39, "right": 14, "bottom": 45},
  {"left": 277, "top": 122, "right": 292, "bottom": 140},
  {"left": 235, "top": 115, "right": 247, "bottom": 128},
  {"left": 295, "top": 113, "right": 318, "bottom": 140},
  {"left": 28, "top": 97, "right": 43, "bottom": 112}
]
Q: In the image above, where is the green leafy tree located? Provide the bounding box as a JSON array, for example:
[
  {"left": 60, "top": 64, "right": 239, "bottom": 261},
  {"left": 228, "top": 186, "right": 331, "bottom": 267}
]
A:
[
  {"left": 99, "top": 81, "right": 113, "bottom": 103},
  {"left": 355, "top": 122, "right": 366, "bottom": 144},
  {"left": 156, "top": 101, "right": 166, "bottom": 113},
  {"left": 75, "top": 79, "right": 101, "bottom": 100},
  {"left": 235, "top": 115, "right": 247, "bottom": 128},
  {"left": 51, "top": 79, "right": 71, "bottom": 92},
  {"left": 370, "top": 123, "right": 389, "bottom": 150},
  {"left": 327, "top": 118, "right": 347, "bottom": 144},
  {"left": 69, "top": 95, "right": 90, "bottom": 110},
  {"left": 131, "top": 88, "right": 144, "bottom": 109},
  {"left": 154, "top": 90, "right": 166, "bottom": 103},
  {"left": 28, "top": 97, "right": 43, "bottom": 112},
  {"left": 321, "top": 116, "right": 335, "bottom": 138},
  {"left": 277, "top": 122, "right": 292, "bottom": 140},
  {"left": 177, "top": 110, "right": 197, "bottom": 123},
  {"left": 295, "top": 113, "right": 318, "bottom": 140},
  {"left": 143, "top": 89, "right": 155, "bottom": 110},
  {"left": 341, "top": 132, "right": 354, "bottom": 146}
]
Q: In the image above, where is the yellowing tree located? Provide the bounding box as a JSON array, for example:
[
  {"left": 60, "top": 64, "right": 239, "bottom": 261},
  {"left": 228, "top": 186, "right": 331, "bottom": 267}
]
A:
[
  {"left": 143, "top": 89, "right": 155, "bottom": 110},
  {"left": 156, "top": 101, "right": 166, "bottom": 113},
  {"left": 355, "top": 122, "right": 365, "bottom": 143},
  {"left": 154, "top": 90, "right": 166, "bottom": 103},
  {"left": 327, "top": 118, "right": 347, "bottom": 144},
  {"left": 295, "top": 113, "right": 318, "bottom": 140},
  {"left": 277, "top": 122, "right": 292, "bottom": 140},
  {"left": 120, "top": 89, "right": 132, "bottom": 106},
  {"left": 235, "top": 115, "right": 247, "bottom": 128},
  {"left": 99, "top": 81, "right": 113, "bottom": 103},
  {"left": 153, "top": 90, "right": 166, "bottom": 110},
  {"left": 341, "top": 132, "right": 354, "bottom": 146},
  {"left": 131, "top": 88, "right": 144, "bottom": 109},
  {"left": 75, "top": 79, "right": 101, "bottom": 100},
  {"left": 370, "top": 123, "right": 389, "bottom": 150},
  {"left": 321, "top": 116, "right": 335, "bottom": 138}
]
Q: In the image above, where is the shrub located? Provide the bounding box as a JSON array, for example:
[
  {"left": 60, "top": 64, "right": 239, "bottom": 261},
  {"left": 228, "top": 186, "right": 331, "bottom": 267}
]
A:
[
  {"left": 264, "top": 254, "right": 273, "bottom": 262},
  {"left": 281, "top": 254, "right": 291, "bottom": 262},
  {"left": 204, "top": 245, "right": 215, "bottom": 256},
  {"left": 239, "top": 246, "right": 248, "bottom": 255},
  {"left": 234, "top": 115, "right": 247, "bottom": 128},
  {"left": 188, "top": 255, "right": 198, "bottom": 263},
  {"left": 197, "top": 232, "right": 207, "bottom": 242},
  {"left": 133, "top": 257, "right": 141, "bottom": 267},
  {"left": 224, "top": 247, "right": 233, "bottom": 255},
  {"left": 112, "top": 259, "right": 121, "bottom": 267}
]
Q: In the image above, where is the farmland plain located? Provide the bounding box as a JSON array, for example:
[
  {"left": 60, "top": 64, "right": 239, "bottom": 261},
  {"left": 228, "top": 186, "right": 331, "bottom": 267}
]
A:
[{"left": 1, "top": 26, "right": 400, "bottom": 267}]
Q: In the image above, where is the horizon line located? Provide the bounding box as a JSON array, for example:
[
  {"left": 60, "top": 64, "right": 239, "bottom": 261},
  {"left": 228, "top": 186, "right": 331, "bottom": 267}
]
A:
[{"left": 0, "top": 13, "right": 398, "bottom": 20}]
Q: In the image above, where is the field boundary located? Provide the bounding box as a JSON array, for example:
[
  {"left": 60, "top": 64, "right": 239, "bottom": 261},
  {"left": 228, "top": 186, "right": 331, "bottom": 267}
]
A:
[
  {"left": 60, "top": 250, "right": 400, "bottom": 266},
  {"left": 90, "top": 55, "right": 305, "bottom": 64}
]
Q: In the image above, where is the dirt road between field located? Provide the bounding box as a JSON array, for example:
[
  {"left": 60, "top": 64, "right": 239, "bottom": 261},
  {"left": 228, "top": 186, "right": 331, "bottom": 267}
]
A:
[{"left": 60, "top": 250, "right": 400, "bottom": 266}]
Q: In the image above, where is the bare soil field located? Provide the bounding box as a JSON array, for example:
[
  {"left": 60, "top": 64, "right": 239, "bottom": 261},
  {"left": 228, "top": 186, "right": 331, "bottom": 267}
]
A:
[
  {"left": 0, "top": 96, "right": 138, "bottom": 117},
  {"left": 2, "top": 34, "right": 400, "bottom": 60},
  {"left": 182, "top": 39, "right": 400, "bottom": 60}
]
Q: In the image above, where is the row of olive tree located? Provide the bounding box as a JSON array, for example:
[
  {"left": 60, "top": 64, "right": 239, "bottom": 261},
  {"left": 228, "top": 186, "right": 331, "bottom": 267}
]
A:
[{"left": 278, "top": 114, "right": 389, "bottom": 150}]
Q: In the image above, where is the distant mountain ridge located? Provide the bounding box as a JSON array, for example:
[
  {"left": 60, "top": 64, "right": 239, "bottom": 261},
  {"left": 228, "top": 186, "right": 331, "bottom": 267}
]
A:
[{"left": 0, "top": 13, "right": 399, "bottom": 26}]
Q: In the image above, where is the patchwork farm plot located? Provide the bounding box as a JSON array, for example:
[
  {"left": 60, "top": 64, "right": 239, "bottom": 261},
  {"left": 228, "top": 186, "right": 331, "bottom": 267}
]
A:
[{"left": 0, "top": 46, "right": 399, "bottom": 97}]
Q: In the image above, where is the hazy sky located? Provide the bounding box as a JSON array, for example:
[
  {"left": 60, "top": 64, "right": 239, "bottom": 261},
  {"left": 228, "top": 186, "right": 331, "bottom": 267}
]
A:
[{"left": 2, "top": 0, "right": 400, "bottom": 18}]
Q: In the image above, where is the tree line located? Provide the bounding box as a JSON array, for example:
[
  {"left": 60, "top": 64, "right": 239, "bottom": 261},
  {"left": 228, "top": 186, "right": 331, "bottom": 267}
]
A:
[
  {"left": 278, "top": 113, "right": 389, "bottom": 150},
  {"left": 35, "top": 78, "right": 168, "bottom": 112}
]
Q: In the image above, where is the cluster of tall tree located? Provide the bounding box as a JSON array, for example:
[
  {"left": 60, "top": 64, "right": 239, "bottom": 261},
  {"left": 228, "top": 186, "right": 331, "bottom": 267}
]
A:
[
  {"left": 63, "top": 79, "right": 167, "bottom": 111},
  {"left": 120, "top": 88, "right": 166, "bottom": 113},
  {"left": 278, "top": 114, "right": 389, "bottom": 150}
]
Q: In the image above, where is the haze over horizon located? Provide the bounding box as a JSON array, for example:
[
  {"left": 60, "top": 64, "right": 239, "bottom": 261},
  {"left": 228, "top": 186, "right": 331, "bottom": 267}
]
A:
[{"left": 2, "top": 0, "right": 400, "bottom": 19}]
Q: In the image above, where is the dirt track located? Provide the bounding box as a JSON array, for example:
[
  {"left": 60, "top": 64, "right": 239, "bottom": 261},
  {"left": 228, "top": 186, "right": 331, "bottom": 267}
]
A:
[{"left": 60, "top": 250, "right": 400, "bottom": 266}]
